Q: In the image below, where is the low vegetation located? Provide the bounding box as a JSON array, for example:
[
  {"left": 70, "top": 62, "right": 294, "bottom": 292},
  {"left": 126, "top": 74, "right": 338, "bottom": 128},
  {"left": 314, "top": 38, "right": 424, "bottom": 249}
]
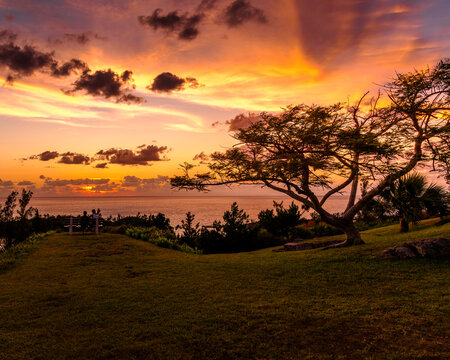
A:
[
  {"left": 174, "top": 202, "right": 401, "bottom": 254},
  {"left": 125, "top": 226, "right": 201, "bottom": 254},
  {"left": 0, "top": 220, "right": 448, "bottom": 359},
  {"left": 0, "top": 231, "right": 54, "bottom": 274},
  {"left": 1, "top": 186, "right": 447, "bottom": 255}
]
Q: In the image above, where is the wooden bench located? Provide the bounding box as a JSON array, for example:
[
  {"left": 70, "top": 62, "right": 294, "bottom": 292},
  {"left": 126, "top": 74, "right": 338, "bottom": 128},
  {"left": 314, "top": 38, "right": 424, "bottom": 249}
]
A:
[{"left": 64, "top": 216, "right": 103, "bottom": 235}]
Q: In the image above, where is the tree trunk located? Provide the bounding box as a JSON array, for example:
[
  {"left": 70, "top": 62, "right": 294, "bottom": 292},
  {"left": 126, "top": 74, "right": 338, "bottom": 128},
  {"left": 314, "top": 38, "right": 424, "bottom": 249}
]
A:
[
  {"left": 400, "top": 218, "right": 409, "bottom": 233},
  {"left": 343, "top": 223, "right": 364, "bottom": 245},
  {"left": 322, "top": 221, "right": 364, "bottom": 249}
]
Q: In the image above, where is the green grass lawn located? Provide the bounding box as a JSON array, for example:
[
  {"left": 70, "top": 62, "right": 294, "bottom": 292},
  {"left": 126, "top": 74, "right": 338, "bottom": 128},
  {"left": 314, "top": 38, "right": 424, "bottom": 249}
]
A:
[{"left": 0, "top": 220, "right": 449, "bottom": 360}]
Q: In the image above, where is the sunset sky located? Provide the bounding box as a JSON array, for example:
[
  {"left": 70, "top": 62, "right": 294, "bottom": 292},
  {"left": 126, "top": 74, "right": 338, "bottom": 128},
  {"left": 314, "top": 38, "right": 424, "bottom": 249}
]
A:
[{"left": 0, "top": 0, "right": 449, "bottom": 196}]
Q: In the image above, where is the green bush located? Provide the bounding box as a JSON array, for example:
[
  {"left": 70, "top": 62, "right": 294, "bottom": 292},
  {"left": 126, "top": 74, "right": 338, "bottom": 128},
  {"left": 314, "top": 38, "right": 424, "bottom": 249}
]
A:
[
  {"left": 291, "top": 225, "right": 314, "bottom": 240},
  {"left": 193, "top": 203, "right": 256, "bottom": 254},
  {"left": 1, "top": 231, "right": 55, "bottom": 273},
  {"left": 310, "top": 222, "right": 343, "bottom": 237},
  {"left": 258, "top": 201, "right": 304, "bottom": 237},
  {"left": 254, "top": 228, "right": 284, "bottom": 247},
  {"left": 126, "top": 226, "right": 201, "bottom": 254}
]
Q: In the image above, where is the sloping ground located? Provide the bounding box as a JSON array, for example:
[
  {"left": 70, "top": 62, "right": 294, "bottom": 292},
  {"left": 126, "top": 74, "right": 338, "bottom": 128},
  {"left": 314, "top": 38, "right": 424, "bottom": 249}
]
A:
[{"left": 0, "top": 221, "right": 449, "bottom": 360}]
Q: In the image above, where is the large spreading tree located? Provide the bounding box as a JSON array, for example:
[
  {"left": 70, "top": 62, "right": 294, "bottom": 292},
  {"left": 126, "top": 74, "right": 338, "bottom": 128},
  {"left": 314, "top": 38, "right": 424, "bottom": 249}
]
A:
[{"left": 171, "top": 60, "right": 450, "bottom": 247}]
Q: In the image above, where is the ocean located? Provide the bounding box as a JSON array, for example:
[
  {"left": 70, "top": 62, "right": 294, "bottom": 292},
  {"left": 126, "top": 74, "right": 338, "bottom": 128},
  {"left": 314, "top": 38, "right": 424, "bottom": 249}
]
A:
[{"left": 27, "top": 195, "right": 349, "bottom": 227}]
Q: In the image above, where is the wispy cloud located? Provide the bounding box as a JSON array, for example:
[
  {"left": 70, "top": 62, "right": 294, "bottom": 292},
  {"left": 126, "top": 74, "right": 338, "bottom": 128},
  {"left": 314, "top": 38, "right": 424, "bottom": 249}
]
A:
[{"left": 165, "top": 123, "right": 215, "bottom": 133}]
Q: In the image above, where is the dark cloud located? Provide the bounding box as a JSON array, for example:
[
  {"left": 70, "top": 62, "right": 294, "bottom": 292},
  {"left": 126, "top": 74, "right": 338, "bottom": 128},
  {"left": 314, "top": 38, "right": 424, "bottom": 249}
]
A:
[
  {"left": 39, "top": 175, "right": 46, "bottom": 180},
  {"left": 0, "top": 38, "right": 86, "bottom": 83},
  {"left": 50, "top": 58, "right": 89, "bottom": 77},
  {"left": 197, "top": 0, "right": 219, "bottom": 11},
  {"left": 0, "top": 179, "right": 14, "bottom": 188},
  {"left": 0, "top": 29, "right": 17, "bottom": 42},
  {"left": 28, "top": 151, "right": 90, "bottom": 164},
  {"left": 50, "top": 32, "right": 107, "bottom": 45},
  {"left": 96, "top": 145, "right": 169, "bottom": 166},
  {"left": 226, "top": 112, "right": 262, "bottom": 131},
  {"left": 87, "top": 183, "right": 119, "bottom": 192},
  {"left": 44, "top": 178, "right": 110, "bottom": 187},
  {"left": 17, "top": 180, "right": 34, "bottom": 186},
  {"left": 138, "top": 9, "right": 204, "bottom": 41},
  {"left": 118, "top": 93, "right": 145, "bottom": 104},
  {"left": 36, "top": 175, "right": 170, "bottom": 194},
  {"left": 293, "top": 0, "right": 417, "bottom": 65},
  {"left": 138, "top": 1, "right": 266, "bottom": 40},
  {"left": 39, "top": 177, "right": 120, "bottom": 194},
  {"left": 138, "top": 9, "right": 184, "bottom": 31},
  {"left": 65, "top": 69, "right": 144, "bottom": 104},
  {"left": 148, "top": 72, "right": 200, "bottom": 93},
  {"left": 0, "top": 34, "right": 138, "bottom": 104},
  {"left": 141, "top": 175, "right": 169, "bottom": 184},
  {"left": 4, "top": 14, "right": 14, "bottom": 22},
  {"left": 28, "top": 145, "right": 168, "bottom": 167},
  {"left": 121, "top": 175, "right": 142, "bottom": 187},
  {"left": 121, "top": 175, "right": 169, "bottom": 189},
  {"left": 180, "top": 13, "right": 203, "bottom": 40},
  {"left": 64, "top": 32, "right": 90, "bottom": 45},
  {"left": 64, "top": 32, "right": 106, "bottom": 44},
  {"left": 58, "top": 152, "right": 91, "bottom": 165},
  {"left": 179, "top": 25, "right": 199, "bottom": 41},
  {"left": 0, "top": 42, "right": 55, "bottom": 82},
  {"left": 29, "top": 151, "right": 60, "bottom": 161},
  {"left": 94, "top": 162, "right": 108, "bottom": 169},
  {"left": 223, "top": 0, "right": 267, "bottom": 27}
]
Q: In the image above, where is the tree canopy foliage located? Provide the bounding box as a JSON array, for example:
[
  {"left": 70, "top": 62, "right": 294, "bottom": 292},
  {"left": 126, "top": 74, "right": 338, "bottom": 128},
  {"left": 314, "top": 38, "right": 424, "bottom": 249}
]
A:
[{"left": 171, "top": 59, "right": 450, "bottom": 246}]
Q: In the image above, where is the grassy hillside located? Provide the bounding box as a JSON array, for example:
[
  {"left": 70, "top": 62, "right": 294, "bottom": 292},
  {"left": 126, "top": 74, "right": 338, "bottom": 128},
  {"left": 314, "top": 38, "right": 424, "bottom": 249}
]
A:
[{"left": 0, "top": 220, "right": 449, "bottom": 359}]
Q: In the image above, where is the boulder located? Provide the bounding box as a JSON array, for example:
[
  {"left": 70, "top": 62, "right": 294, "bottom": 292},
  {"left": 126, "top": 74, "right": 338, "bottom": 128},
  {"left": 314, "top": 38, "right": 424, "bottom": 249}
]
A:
[
  {"left": 378, "top": 246, "right": 416, "bottom": 259},
  {"left": 378, "top": 237, "right": 450, "bottom": 259},
  {"left": 405, "top": 238, "right": 450, "bottom": 258}
]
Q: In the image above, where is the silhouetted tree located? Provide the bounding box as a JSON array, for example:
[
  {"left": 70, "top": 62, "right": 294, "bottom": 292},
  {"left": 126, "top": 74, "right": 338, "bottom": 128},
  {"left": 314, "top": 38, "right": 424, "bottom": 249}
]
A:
[
  {"left": 177, "top": 211, "right": 201, "bottom": 248},
  {"left": 0, "top": 191, "right": 18, "bottom": 248},
  {"left": 221, "top": 202, "right": 249, "bottom": 239},
  {"left": 148, "top": 212, "right": 173, "bottom": 232},
  {"left": 258, "top": 201, "right": 304, "bottom": 238},
  {"left": 171, "top": 60, "right": 449, "bottom": 247},
  {"left": 17, "top": 189, "right": 35, "bottom": 221},
  {"left": 0, "top": 191, "right": 18, "bottom": 222}
]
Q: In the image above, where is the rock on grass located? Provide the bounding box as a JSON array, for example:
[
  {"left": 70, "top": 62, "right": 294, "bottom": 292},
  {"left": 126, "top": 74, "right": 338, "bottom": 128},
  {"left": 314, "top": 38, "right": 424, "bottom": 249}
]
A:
[{"left": 378, "top": 238, "right": 450, "bottom": 259}]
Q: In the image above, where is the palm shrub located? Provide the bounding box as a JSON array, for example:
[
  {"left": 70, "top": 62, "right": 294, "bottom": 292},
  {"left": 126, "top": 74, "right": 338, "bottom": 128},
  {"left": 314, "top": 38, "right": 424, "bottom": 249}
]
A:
[{"left": 380, "top": 172, "right": 448, "bottom": 232}]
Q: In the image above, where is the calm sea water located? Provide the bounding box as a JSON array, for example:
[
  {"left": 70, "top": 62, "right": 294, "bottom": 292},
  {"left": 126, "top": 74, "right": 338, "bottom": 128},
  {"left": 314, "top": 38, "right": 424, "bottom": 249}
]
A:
[{"left": 26, "top": 196, "right": 349, "bottom": 226}]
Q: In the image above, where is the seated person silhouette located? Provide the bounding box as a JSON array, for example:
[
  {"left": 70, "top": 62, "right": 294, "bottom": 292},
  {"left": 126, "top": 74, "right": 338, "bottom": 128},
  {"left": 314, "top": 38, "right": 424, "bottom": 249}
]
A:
[{"left": 80, "top": 211, "right": 89, "bottom": 234}]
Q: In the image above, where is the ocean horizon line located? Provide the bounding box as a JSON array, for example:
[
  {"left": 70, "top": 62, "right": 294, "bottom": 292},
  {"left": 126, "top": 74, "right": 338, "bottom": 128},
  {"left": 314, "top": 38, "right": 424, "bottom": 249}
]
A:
[{"left": 28, "top": 194, "right": 298, "bottom": 200}]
